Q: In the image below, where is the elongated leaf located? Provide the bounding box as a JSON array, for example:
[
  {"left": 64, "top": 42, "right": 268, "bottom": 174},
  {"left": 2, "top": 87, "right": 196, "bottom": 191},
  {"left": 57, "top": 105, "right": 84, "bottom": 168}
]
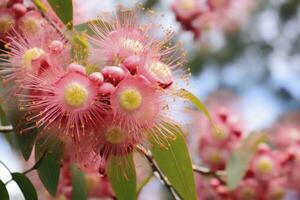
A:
[
  {"left": 151, "top": 123, "right": 197, "bottom": 200},
  {"left": 5, "top": 101, "right": 38, "bottom": 160},
  {"left": 0, "top": 180, "right": 9, "bottom": 200},
  {"left": 176, "top": 89, "right": 213, "bottom": 123},
  {"left": 47, "top": 0, "right": 73, "bottom": 29},
  {"left": 12, "top": 173, "right": 37, "bottom": 200},
  {"left": 108, "top": 154, "right": 137, "bottom": 200},
  {"left": 71, "top": 165, "right": 87, "bottom": 200},
  {"left": 226, "top": 150, "right": 252, "bottom": 190},
  {"left": 35, "top": 135, "right": 64, "bottom": 196},
  {"left": 226, "top": 133, "right": 267, "bottom": 190}
]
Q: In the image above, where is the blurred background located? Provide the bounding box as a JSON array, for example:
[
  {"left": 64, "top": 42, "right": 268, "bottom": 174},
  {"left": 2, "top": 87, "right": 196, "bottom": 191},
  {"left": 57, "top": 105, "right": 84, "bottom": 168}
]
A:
[{"left": 1, "top": 0, "right": 300, "bottom": 199}]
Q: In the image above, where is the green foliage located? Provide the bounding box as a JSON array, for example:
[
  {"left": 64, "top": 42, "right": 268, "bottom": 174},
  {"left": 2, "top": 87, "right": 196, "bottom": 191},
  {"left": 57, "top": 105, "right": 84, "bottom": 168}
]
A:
[
  {"left": 0, "top": 180, "right": 9, "bottom": 200},
  {"left": 71, "top": 165, "right": 87, "bottom": 200},
  {"left": 226, "top": 133, "right": 267, "bottom": 189},
  {"left": 47, "top": 0, "right": 73, "bottom": 29},
  {"left": 177, "top": 89, "right": 213, "bottom": 123},
  {"left": 108, "top": 154, "right": 137, "bottom": 200},
  {"left": 151, "top": 123, "right": 197, "bottom": 200},
  {"left": 6, "top": 103, "right": 38, "bottom": 161},
  {"left": 12, "top": 173, "right": 37, "bottom": 200},
  {"left": 35, "top": 135, "right": 64, "bottom": 196}
]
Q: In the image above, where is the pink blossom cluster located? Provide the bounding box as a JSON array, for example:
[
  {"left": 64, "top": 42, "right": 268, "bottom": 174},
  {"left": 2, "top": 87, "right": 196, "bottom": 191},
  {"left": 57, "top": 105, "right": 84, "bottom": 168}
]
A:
[
  {"left": 0, "top": 5, "right": 188, "bottom": 175},
  {"left": 198, "top": 143, "right": 289, "bottom": 200},
  {"left": 194, "top": 95, "right": 300, "bottom": 200},
  {"left": 171, "top": 0, "right": 256, "bottom": 38},
  {"left": 0, "top": 0, "right": 46, "bottom": 42}
]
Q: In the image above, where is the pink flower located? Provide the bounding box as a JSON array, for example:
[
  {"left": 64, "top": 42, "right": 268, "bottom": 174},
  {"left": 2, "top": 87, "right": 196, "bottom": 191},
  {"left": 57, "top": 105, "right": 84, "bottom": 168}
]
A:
[
  {"left": 88, "top": 6, "right": 182, "bottom": 88},
  {"left": 89, "top": 115, "right": 141, "bottom": 161},
  {"left": 234, "top": 178, "right": 261, "bottom": 200},
  {"left": 194, "top": 91, "right": 244, "bottom": 170},
  {"left": 17, "top": 68, "right": 109, "bottom": 140},
  {"left": 266, "top": 178, "right": 287, "bottom": 200},
  {"left": 110, "top": 75, "right": 161, "bottom": 135},
  {"left": 173, "top": 0, "right": 256, "bottom": 38},
  {"left": 270, "top": 113, "right": 300, "bottom": 150},
  {"left": 0, "top": 25, "right": 69, "bottom": 95},
  {"left": 171, "top": 0, "right": 202, "bottom": 35},
  {"left": 250, "top": 144, "right": 282, "bottom": 181}
]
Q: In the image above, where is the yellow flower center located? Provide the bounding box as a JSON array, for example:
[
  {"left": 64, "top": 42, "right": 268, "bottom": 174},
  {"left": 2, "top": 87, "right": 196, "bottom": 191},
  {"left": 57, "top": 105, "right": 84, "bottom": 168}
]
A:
[
  {"left": 255, "top": 156, "right": 274, "bottom": 174},
  {"left": 119, "top": 88, "right": 142, "bottom": 111},
  {"left": 64, "top": 83, "right": 88, "bottom": 108},
  {"left": 22, "top": 48, "right": 45, "bottom": 70},
  {"left": 0, "top": 15, "right": 14, "bottom": 34},
  {"left": 208, "top": 151, "right": 223, "bottom": 164},
  {"left": 181, "top": 0, "right": 194, "bottom": 10},
  {"left": 240, "top": 187, "right": 255, "bottom": 200},
  {"left": 104, "top": 126, "right": 125, "bottom": 144},
  {"left": 149, "top": 61, "right": 172, "bottom": 82},
  {"left": 121, "top": 38, "right": 143, "bottom": 54},
  {"left": 271, "top": 188, "right": 285, "bottom": 200}
]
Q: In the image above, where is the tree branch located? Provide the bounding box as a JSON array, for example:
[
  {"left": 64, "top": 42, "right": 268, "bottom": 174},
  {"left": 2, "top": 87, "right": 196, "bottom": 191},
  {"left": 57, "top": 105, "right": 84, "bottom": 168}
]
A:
[
  {"left": 192, "top": 165, "right": 226, "bottom": 183},
  {"left": 136, "top": 145, "right": 182, "bottom": 200}
]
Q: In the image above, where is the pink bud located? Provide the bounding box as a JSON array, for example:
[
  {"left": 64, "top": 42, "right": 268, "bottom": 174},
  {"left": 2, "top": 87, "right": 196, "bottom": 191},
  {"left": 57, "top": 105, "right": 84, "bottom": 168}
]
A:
[
  {"left": 12, "top": 3, "right": 27, "bottom": 17},
  {"left": 122, "top": 55, "right": 141, "bottom": 74},
  {"left": 218, "top": 107, "right": 228, "bottom": 122},
  {"left": 89, "top": 72, "right": 104, "bottom": 85},
  {"left": 216, "top": 185, "right": 229, "bottom": 198},
  {"left": 98, "top": 82, "right": 115, "bottom": 95},
  {"left": 210, "top": 178, "right": 220, "bottom": 188},
  {"left": 257, "top": 143, "right": 271, "bottom": 154},
  {"left": 101, "top": 66, "right": 125, "bottom": 85},
  {"left": 67, "top": 63, "right": 86, "bottom": 74},
  {"left": 49, "top": 40, "right": 64, "bottom": 54}
]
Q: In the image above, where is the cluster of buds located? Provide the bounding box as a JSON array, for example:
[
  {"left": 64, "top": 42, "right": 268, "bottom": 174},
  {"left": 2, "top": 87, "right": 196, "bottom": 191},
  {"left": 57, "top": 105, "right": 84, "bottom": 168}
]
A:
[
  {"left": 0, "top": 0, "right": 45, "bottom": 43},
  {"left": 171, "top": 0, "right": 256, "bottom": 38},
  {"left": 0, "top": 5, "right": 188, "bottom": 175}
]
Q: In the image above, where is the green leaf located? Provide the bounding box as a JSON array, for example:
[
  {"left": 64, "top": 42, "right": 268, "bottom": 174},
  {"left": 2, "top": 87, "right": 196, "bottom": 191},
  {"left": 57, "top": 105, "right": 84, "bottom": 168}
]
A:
[
  {"left": 108, "top": 154, "right": 137, "bottom": 200},
  {"left": 176, "top": 89, "right": 213, "bottom": 124},
  {"left": 71, "top": 33, "right": 89, "bottom": 65},
  {"left": 0, "top": 180, "right": 9, "bottom": 200},
  {"left": 71, "top": 165, "right": 87, "bottom": 200},
  {"left": 35, "top": 135, "right": 64, "bottom": 196},
  {"left": 12, "top": 173, "right": 37, "bottom": 200},
  {"left": 5, "top": 101, "right": 38, "bottom": 160},
  {"left": 47, "top": 0, "right": 73, "bottom": 29},
  {"left": 151, "top": 123, "right": 197, "bottom": 200},
  {"left": 226, "top": 150, "right": 252, "bottom": 190},
  {"left": 226, "top": 133, "right": 267, "bottom": 190}
]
